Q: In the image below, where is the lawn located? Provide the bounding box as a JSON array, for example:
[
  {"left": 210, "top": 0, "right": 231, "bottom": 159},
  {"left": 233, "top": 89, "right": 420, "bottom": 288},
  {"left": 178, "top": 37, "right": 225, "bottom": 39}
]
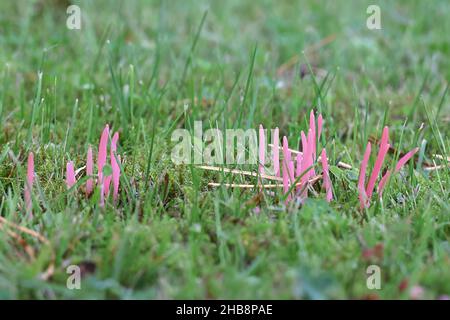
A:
[{"left": 0, "top": 0, "right": 449, "bottom": 299}]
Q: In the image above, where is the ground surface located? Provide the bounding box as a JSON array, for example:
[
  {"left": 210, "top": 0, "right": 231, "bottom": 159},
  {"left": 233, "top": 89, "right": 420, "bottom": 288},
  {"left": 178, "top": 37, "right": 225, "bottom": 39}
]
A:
[{"left": 0, "top": 0, "right": 449, "bottom": 299}]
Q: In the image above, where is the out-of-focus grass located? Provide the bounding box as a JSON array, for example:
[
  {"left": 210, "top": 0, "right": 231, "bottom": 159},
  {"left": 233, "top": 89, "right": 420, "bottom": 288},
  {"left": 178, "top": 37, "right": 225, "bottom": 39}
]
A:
[{"left": 0, "top": 0, "right": 448, "bottom": 299}]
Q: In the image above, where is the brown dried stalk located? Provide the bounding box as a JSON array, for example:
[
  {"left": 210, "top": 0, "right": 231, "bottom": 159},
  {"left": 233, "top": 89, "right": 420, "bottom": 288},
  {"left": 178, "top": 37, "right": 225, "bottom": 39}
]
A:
[
  {"left": 207, "top": 174, "right": 322, "bottom": 189},
  {"left": 197, "top": 165, "right": 283, "bottom": 182},
  {"left": 0, "top": 216, "right": 54, "bottom": 280},
  {"left": 268, "top": 143, "right": 352, "bottom": 169}
]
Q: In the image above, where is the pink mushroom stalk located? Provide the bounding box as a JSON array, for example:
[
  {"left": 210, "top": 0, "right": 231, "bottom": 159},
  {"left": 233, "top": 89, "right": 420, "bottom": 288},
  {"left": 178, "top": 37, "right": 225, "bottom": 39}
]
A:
[
  {"left": 295, "top": 152, "right": 303, "bottom": 192},
  {"left": 282, "top": 136, "right": 292, "bottom": 202},
  {"left": 377, "top": 170, "right": 391, "bottom": 196},
  {"left": 366, "top": 127, "right": 390, "bottom": 198},
  {"left": 378, "top": 147, "right": 419, "bottom": 196},
  {"left": 282, "top": 136, "right": 292, "bottom": 169},
  {"left": 304, "top": 130, "right": 317, "bottom": 194},
  {"left": 288, "top": 160, "right": 295, "bottom": 184},
  {"left": 111, "top": 132, "right": 120, "bottom": 202},
  {"left": 358, "top": 127, "right": 418, "bottom": 208},
  {"left": 98, "top": 125, "right": 109, "bottom": 206},
  {"left": 317, "top": 114, "right": 323, "bottom": 142},
  {"left": 282, "top": 154, "right": 290, "bottom": 203},
  {"left": 394, "top": 148, "right": 419, "bottom": 173},
  {"left": 66, "top": 161, "right": 76, "bottom": 188},
  {"left": 309, "top": 110, "right": 316, "bottom": 160},
  {"left": 98, "top": 125, "right": 109, "bottom": 186},
  {"left": 99, "top": 183, "right": 105, "bottom": 207},
  {"left": 300, "top": 131, "right": 310, "bottom": 199},
  {"left": 104, "top": 176, "right": 112, "bottom": 197},
  {"left": 307, "top": 128, "right": 316, "bottom": 177}
]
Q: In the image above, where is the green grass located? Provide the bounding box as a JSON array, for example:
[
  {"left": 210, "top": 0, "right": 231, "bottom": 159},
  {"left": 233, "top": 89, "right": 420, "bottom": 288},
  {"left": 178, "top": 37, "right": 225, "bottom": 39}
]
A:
[{"left": 0, "top": 0, "right": 449, "bottom": 299}]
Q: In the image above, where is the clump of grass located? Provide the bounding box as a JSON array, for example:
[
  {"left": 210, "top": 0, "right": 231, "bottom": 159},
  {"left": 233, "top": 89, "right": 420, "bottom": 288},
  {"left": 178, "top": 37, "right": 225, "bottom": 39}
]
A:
[
  {"left": 62, "top": 125, "right": 122, "bottom": 206},
  {"left": 358, "top": 127, "right": 418, "bottom": 209}
]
